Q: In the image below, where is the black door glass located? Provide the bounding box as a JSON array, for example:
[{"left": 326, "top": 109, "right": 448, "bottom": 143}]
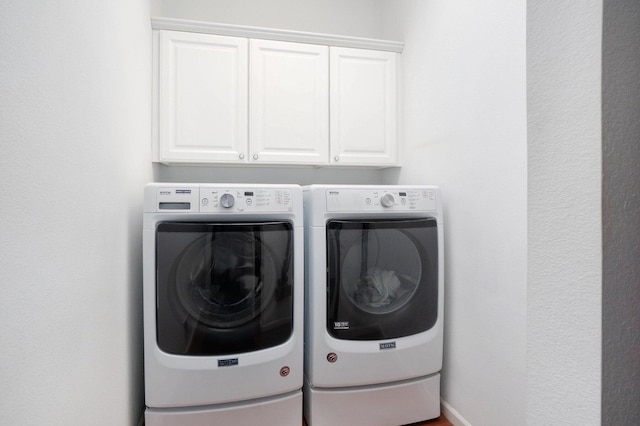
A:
[
  {"left": 156, "top": 222, "right": 294, "bottom": 356},
  {"left": 327, "top": 218, "right": 438, "bottom": 341}
]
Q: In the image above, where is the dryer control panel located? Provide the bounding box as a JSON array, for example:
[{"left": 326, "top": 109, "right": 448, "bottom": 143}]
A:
[{"left": 326, "top": 188, "right": 437, "bottom": 212}]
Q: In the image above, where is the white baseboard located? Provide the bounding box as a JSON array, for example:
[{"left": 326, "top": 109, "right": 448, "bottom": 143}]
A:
[{"left": 441, "top": 399, "right": 472, "bottom": 426}]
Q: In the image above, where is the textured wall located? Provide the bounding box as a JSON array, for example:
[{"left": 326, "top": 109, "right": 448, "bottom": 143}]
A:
[
  {"left": 527, "top": 1, "right": 602, "bottom": 425},
  {"left": 0, "top": 1, "right": 152, "bottom": 424},
  {"left": 602, "top": 1, "right": 640, "bottom": 424},
  {"left": 381, "top": 1, "right": 527, "bottom": 424}
]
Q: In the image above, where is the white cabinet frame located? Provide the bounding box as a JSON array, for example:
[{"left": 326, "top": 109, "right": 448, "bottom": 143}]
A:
[
  {"left": 156, "top": 31, "right": 248, "bottom": 163},
  {"left": 249, "top": 39, "right": 329, "bottom": 165},
  {"left": 152, "top": 19, "right": 403, "bottom": 167},
  {"left": 330, "top": 47, "right": 398, "bottom": 166}
]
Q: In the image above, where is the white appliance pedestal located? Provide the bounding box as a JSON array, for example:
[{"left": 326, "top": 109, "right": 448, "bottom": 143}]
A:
[
  {"left": 145, "top": 390, "right": 302, "bottom": 426},
  {"left": 303, "top": 374, "right": 440, "bottom": 426}
]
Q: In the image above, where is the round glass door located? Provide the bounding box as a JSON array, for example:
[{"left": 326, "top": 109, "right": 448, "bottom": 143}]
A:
[
  {"left": 175, "top": 232, "right": 279, "bottom": 328},
  {"left": 327, "top": 218, "right": 438, "bottom": 341},
  {"left": 341, "top": 228, "right": 422, "bottom": 315},
  {"left": 156, "top": 221, "right": 294, "bottom": 355}
]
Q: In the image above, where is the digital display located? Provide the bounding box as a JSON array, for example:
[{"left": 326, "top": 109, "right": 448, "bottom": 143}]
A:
[
  {"left": 159, "top": 202, "right": 191, "bottom": 210},
  {"left": 244, "top": 191, "right": 254, "bottom": 196},
  {"left": 399, "top": 192, "right": 407, "bottom": 196}
]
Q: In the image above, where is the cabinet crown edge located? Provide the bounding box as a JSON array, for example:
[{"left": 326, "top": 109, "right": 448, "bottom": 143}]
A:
[{"left": 151, "top": 17, "right": 404, "bottom": 53}]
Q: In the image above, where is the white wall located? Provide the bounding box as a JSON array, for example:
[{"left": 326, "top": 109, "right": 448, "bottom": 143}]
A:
[
  {"left": 0, "top": 1, "right": 152, "bottom": 424},
  {"left": 380, "top": 1, "right": 527, "bottom": 425},
  {"left": 152, "top": 0, "right": 384, "bottom": 39},
  {"left": 527, "top": 1, "right": 602, "bottom": 425}
]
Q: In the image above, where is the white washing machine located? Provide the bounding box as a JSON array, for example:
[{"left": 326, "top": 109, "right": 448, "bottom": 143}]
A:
[
  {"left": 303, "top": 185, "right": 443, "bottom": 426},
  {"left": 143, "top": 183, "right": 303, "bottom": 426}
]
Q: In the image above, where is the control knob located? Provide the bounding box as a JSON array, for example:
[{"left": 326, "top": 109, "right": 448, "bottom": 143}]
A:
[
  {"left": 220, "top": 193, "right": 235, "bottom": 208},
  {"left": 381, "top": 194, "right": 395, "bottom": 207}
]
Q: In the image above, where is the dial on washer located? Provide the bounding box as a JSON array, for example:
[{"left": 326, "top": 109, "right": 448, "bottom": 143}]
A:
[
  {"left": 220, "top": 193, "right": 235, "bottom": 208},
  {"left": 381, "top": 193, "right": 395, "bottom": 207}
]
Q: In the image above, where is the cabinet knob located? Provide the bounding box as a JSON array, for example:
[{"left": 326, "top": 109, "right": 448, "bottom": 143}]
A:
[
  {"left": 253, "top": 154, "right": 259, "bottom": 160},
  {"left": 334, "top": 156, "right": 339, "bottom": 162},
  {"left": 239, "top": 153, "right": 245, "bottom": 160}
]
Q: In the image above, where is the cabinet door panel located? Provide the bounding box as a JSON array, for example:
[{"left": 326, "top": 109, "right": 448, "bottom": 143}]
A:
[
  {"left": 330, "top": 47, "right": 397, "bottom": 166},
  {"left": 159, "top": 31, "right": 248, "bottom": 163},
  {"left": 250, "top": 40, "right": 329, "bottom": 165}
]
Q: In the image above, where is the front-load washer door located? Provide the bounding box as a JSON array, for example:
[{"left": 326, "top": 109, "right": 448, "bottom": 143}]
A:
[
  {"left": 326, "top": 218, "right": 438, "bottom": 340},
  {"left": 156, "top": 221, "right": 293, "bottom": 356}
]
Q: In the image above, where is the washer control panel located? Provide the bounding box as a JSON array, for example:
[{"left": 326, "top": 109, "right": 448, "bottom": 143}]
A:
[
  {"left": 152, "top": 185, "right": 293, "bottom": 213},
  {"left": 326, "top": 188, "right": 437, "bottom": 212},
  {"left": 199, "top": 187, "right": 293, "bottom": 212}
]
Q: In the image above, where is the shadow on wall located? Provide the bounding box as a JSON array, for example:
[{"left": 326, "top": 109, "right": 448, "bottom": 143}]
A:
[
  {"left": 128, "top": 198, "right": 146, "bottom": 425},
  {"left": 152, "top": 163, "right": 393, "bottom": 186}
]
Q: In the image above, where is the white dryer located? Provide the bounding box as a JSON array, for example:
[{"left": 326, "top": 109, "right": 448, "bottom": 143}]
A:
[
  {"left": 303, "top": 185, "right": 443, "bottom": 426},
  {"left": 143, "top": 183, "right": 303, "bottom": 426}
]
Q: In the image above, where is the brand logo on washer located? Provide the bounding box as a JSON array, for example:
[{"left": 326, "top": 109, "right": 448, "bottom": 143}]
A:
[
  {"left": 380, "top": 342, "right": 396, "bottom": 350},
  {"left": 218, "top": 358, "right": 239, "bottom": 367},
  {"left": 333, "top": 321, "right": 349, "bottom": 330}
]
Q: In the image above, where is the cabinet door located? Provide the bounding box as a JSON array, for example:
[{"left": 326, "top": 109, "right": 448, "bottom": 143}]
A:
[
  {"left": 250, "top": 40, "right": 329, "bottom": 165},
  {"left": 157, "top": 31, "right": 248, "bottom": 163},
  {"left": 330, "top": 47, "right": 397, "bottom": 166}
]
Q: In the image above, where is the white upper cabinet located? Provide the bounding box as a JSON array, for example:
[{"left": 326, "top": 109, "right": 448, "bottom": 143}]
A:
[
  {"left": 156, "top": 31, "right": 248, "bottom": 163},
  {"left": 330, "top": 47, "right": 397, "bottom": 166},
  {"left": 250, "top": 40, "right": 329, "bottom": 165},
  {"left": 152, "top": 19, "right": 402, "bottom": 167}
]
